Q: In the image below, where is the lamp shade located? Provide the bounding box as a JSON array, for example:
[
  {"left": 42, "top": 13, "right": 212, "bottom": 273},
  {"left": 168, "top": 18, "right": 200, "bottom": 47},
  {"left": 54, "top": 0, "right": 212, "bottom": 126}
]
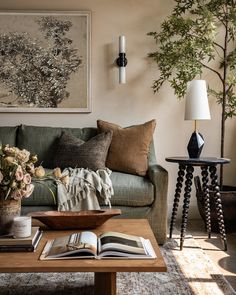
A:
[{"left": 184, "top": 80, "right": 211, "bottom": 120}]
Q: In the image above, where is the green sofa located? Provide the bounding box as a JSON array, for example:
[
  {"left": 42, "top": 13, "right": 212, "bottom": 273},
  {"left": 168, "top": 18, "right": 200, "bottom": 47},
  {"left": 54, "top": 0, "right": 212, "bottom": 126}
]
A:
[{"left": 0, "top": 124, "right": 168, "bottom": 244}]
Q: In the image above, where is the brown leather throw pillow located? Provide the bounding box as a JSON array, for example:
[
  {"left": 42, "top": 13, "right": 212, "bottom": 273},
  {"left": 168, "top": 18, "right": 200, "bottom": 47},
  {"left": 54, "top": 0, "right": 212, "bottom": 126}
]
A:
[{"left": 97, "top": 119, "right": 156, "bottom": 176}]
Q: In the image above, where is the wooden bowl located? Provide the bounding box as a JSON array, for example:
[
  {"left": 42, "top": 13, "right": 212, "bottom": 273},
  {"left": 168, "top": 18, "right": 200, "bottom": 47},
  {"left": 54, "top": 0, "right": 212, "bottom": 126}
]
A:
[{"left": 28, "top": 209, "right": 121, "bottom": 230}]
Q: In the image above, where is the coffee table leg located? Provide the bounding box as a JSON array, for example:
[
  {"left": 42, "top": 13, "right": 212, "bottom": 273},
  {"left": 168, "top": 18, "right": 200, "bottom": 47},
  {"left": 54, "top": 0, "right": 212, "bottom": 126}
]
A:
[
  {"left": 94, "top": 272, "right": 116, "bottom": 295},
  {"left": 169, "top": 165, "right": 186, "bottom": 238}
]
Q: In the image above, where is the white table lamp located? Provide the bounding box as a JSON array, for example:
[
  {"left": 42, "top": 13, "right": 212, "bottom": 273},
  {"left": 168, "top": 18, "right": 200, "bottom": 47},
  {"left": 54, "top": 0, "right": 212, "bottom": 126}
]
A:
[{"left": 184, "top": 80, "right": 211, "bottom": 158}]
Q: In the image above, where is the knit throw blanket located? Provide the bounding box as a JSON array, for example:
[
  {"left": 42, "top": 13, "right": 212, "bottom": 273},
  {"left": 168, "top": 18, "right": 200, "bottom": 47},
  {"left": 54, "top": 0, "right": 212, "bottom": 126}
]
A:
[{"left": 57, "top": 168, "right": 114, "bottom": 211}]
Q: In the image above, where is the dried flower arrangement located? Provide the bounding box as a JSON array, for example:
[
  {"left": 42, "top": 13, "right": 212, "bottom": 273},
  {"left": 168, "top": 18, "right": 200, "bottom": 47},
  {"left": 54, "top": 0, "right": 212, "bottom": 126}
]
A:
[{"left": 0, "top": 144, "right": 68, "bottom": 201}]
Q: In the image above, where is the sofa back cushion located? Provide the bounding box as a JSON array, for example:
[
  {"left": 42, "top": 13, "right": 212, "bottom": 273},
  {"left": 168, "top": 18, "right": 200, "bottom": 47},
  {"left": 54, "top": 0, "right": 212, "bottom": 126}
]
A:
[
  {"left": 17, "top": 125, "right": 97, "bottom": 168},
  {"left": 0, "top": 126, "right": 18, "bottom": 147}
]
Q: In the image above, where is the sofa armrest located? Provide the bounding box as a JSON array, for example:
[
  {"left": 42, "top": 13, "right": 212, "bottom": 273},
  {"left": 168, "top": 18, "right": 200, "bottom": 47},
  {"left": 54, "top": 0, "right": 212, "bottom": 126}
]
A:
[
  {"left": 147, "top": 164, "right": 168, "bottom": 244},
  {"left": 148, "top": 164, "right": 168, "bottom": 206}
]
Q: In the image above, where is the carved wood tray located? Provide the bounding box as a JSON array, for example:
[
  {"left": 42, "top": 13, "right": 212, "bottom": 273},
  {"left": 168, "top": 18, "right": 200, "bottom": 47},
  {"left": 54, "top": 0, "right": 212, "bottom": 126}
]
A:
[{"left": 28, "top": 209, "right": 121, "bottom": 230}]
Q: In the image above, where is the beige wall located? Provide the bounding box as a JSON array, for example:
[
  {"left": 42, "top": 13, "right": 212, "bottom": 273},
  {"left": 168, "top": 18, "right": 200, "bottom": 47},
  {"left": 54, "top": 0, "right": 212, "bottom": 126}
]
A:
[{"left": 0, "top": 0, "right": 235, "bottom": 219}]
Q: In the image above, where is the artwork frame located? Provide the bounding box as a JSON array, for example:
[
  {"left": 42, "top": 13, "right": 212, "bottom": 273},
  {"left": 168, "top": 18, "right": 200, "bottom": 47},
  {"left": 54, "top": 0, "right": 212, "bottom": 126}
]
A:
[{"left": 0, "top": 11, "right": 91, "bottom": 113}]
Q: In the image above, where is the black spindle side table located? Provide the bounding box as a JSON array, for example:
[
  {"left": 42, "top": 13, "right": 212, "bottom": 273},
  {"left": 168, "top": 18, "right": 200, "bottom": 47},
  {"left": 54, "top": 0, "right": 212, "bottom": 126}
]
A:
[{"left": 166, "top": 157, "right": 230, "bottom": 251}]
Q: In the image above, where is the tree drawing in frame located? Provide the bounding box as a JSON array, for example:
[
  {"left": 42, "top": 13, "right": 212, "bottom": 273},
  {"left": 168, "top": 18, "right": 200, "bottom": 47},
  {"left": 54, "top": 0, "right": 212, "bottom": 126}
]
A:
[{"left": 0, "top": 11, "right": 91, "bottom": 112}]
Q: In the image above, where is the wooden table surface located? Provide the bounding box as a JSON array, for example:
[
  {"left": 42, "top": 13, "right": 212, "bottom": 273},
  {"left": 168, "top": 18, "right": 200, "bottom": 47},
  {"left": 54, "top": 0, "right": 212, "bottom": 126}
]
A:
[{"left": 0, "top": 219, "right": 167, "bottom": 273}]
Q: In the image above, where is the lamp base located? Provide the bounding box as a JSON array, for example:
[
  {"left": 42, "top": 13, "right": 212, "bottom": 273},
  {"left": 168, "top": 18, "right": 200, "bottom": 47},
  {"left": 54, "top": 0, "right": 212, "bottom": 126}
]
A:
[{"left": 187, "top": 131, "right": 204, "bottom": 158}]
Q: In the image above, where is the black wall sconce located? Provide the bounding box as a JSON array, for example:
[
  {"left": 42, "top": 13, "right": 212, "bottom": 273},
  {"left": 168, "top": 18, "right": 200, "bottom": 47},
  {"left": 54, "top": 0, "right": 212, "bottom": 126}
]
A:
[{"left": 116, "top": 36, "right": 127, "bottom": 84}]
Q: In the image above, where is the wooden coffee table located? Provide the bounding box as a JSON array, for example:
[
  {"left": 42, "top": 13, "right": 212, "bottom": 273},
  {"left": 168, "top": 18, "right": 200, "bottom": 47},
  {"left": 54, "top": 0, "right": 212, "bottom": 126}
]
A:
[{"left": 0, "top": 219, "right": 167, "bottom": 295}]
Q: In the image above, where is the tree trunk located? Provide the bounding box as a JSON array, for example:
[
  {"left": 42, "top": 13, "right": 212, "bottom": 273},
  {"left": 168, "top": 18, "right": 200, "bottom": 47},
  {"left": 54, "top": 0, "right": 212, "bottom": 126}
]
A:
[{"left": 220, "top": 17, "right": 229, "bottom": 189}]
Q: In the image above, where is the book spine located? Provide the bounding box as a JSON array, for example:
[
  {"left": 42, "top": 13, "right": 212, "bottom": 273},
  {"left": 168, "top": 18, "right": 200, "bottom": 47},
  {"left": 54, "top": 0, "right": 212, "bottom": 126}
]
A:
[
  {"left": 0, "top": 227, "right": 40, "bottom": 246},
  {"left": 33, "top": 231, "right": 43, "bottom": 250},
  {"left": 0, "top": 230, "right": 43, "bottom": 252},
  {"left": 32, "top": 229, "right": 41, "bottom": 245},
  {"left": 0, "top": 245, "right": 34, "bottom": 252}
]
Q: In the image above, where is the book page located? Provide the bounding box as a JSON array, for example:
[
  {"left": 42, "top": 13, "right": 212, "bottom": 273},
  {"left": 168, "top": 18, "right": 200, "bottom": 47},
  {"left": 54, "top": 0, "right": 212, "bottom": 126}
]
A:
[
  {"left": 46, "top": 235, "right": 71, "bottom": 257},
  {"left": 99, "top": 238, "right": 157, "bottom": 259},
  {"left": 70, "top": 231, "right": 97, "bottom": 254},
  {"left": 44, "top": 231, "right": 98, "bottom": 259},
  {"left": 98, "top": 231, "right": 146, "bottom": 255}
]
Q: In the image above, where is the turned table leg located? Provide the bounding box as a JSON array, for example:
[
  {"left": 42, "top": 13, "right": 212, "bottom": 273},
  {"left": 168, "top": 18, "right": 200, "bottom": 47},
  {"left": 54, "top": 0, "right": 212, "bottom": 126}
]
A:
[
  {"left": 94, "top": 272, "right": 116, "bottom": 295},
  {"left": 209, "top": 166, "right": 227, "bottom": 251},
  {"left": 180, "top": 165, "right": 194, "bottom": 250},
  {"left": 201, "top": 166, "right": 211, "bottom": 238},
  {"left": 169, "top": 165, "right": 186, "bottom": 238}
]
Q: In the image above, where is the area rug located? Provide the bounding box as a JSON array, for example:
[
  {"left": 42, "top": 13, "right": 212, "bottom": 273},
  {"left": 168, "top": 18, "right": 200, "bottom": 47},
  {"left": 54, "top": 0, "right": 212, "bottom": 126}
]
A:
[{"left": 0, "top": 235, "right": 235, "bottom": 295}]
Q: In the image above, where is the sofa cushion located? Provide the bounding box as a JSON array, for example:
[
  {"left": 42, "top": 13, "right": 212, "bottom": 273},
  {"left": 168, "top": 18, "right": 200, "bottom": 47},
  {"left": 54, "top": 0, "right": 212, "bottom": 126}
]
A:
[
  {"left": 52, "top": 131, "right": 113, "bottom": 170},
  {"left": 102, "top": 171, "right": 154, "bottom": 207},
  {"left": 22, "top": 178, "right": 56, "bottom": 207},
  {"left": 17, "top": 125, "right": 97, "bottom": 168},
  {"left": 23, "top": 170, "right": 154, "bottom": 207},
  {"left": 97, "top": 119, "right": 156, "bottom": 176},
  {"left": 0, "top": 126, "right": 18, "bottom": 147}
]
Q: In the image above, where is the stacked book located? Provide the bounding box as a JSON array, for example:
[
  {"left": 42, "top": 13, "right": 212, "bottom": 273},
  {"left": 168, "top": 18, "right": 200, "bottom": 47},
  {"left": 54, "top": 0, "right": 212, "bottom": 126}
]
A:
[{"left": 0, "top": 226, "right": 42, "bottom": 252}]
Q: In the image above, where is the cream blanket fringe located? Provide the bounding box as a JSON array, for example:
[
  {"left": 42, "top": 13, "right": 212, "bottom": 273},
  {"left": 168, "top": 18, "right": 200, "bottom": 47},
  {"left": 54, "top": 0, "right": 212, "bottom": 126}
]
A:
[{"left": 57, "top": 168, "right": 114, "bottom": 211}]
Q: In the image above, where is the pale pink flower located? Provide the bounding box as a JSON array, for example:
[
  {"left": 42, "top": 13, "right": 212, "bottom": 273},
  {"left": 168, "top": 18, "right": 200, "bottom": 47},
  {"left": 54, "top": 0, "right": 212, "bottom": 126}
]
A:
[
  {"left": 31, "top": 155, "right": 38, "bottom": 164},
  {"left": 26, "top": 163, "right": 35, "bottom": 174},
  {"left": 15, "top": 166, "right": 24, "bottom": 181},
  {"left": 60, "top": 175, "right": 70, "bottom": 189},
  {"left": 0, "top": 171, "right": 3, "bottom": 183},
  {"left": 4, "top": 156, "right": 15, "bottom": 165},
  {"left": 53, "top": 167, "right": 62, "bottom": 179},
  {"left": 34, "top": 166, "right": 46, "bottom": 178},
  {"left": 23, "top": 173, "right": 31, "bottom": 185},
  {"left": 3, "top": 145, "right": 18, "bottom": 157},
  {"left": 24, "top": 184, "right": 34, "bottom": 198},
  {"left": 16, "top": 149, "right": 30, "bottom": 163}
]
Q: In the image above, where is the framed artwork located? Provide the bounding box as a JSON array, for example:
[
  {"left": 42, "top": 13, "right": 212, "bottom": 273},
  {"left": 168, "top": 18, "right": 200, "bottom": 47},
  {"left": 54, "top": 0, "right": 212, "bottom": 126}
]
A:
[{"left": 0, "top": 11, "right": 91, "bottom": 113}]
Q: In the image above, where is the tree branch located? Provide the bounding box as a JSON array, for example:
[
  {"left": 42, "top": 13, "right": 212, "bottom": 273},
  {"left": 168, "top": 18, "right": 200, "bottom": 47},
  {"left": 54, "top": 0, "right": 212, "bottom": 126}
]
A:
[
  {"left": 213, "top": 44, "right": 223, "bottom": 59},
  {"left": 226, "top": 84, "right": 233, "bottom": 93},
  {"left": 213, "top": 42, "right": 224, "bottom": 51},
  {"left": 199, "top": 61, "right": 223, "bottom": 82}
]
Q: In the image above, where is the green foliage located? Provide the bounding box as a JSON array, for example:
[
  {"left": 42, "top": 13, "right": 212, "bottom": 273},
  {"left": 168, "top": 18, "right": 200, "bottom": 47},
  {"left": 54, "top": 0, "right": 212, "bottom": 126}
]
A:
[
  {"left": 148, "top": 0, "right": 236, "bottom": 117},
  {"left": 148, "top": 0, "right": 236, "bottom": 185},
  {"left": 148, "top": 0, "right": 236, "bottom": 184}
]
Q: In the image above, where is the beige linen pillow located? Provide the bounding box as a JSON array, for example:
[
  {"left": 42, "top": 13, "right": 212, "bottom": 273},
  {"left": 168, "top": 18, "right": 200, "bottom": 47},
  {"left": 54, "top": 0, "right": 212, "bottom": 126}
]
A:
[{"left": 97, "top": 119, "right": 156, "bottom": 176}]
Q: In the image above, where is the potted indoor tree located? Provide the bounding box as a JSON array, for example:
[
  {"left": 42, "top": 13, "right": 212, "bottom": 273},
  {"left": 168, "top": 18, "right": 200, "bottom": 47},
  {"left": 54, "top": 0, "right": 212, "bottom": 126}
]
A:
[{"left": 148, "top": 0, "right": 236, "bottom": 231}]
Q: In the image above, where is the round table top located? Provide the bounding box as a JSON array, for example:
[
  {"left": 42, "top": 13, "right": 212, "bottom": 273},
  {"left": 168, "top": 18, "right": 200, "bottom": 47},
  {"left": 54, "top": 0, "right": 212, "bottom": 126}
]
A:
[{"left": 165, "top": 157, "right": 230, "bottom": 165}]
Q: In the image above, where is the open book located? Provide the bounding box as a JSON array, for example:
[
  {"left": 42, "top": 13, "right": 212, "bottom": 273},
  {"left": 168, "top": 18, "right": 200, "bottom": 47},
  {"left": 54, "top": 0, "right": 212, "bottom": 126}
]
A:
[{"left": 40, "top": 231, "right": 156, "bottom": 260}]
